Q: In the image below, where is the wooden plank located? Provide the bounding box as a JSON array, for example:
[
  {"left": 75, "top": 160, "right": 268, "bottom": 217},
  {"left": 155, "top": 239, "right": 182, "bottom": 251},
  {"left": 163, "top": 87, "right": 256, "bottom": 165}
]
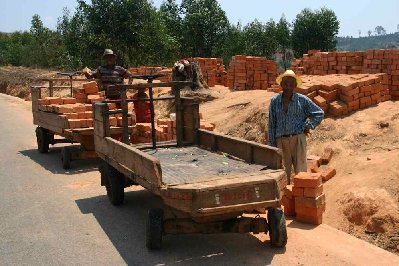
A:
[
  {"left": 104, "top": 137, "right": 162, "bottom": 187},
  {"left": 198, "top": 130, "right": 282, "bottom": 169},
  {"left": 35, "top": 111, "right": 68, "bottom": 128},
  {"left": 30, "top": 87, "right": 41, "bottom": 112},
  {"left": 111, "top": 81, "right": 192, "bottom": 90}
]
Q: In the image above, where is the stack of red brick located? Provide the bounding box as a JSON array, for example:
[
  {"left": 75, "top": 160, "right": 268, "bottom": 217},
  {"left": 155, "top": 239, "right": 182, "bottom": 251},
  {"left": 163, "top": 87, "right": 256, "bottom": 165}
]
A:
[
  {"left": 292, "top": 74, "right": 389, "bottom": 116},
  {"left": 193, "top": 57, "right": 225, "bottom": 87},
  {"left": 131, "top": 115, "right": 216, "bottom": 144},
  {"left": 226, "top": 55, "right": 277, "bottom": 90},
  {"left": 128, "top": 66, "right": 173, "bottom": 82},
  {"left": 37, "top": 97, "right": 134, "bottom": 129},
  {"left": 73, "top": 81, "right": 105, "bottom": 104},
  {"left": 291, "top": 49, "right": 399, "bottom": 100},
  {"left": 282, "top": 147, "right": 336, "bottom": 225}
]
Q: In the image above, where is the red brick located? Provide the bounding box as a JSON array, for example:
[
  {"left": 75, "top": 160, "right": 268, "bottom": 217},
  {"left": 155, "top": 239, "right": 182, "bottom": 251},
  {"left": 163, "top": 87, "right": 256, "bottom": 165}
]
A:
[
  {"left": 320, "top": 147, "right": 334, "bottom": 164},
  {"left": 83, "top": 81, "right": 99, "bottom": 94},
  {"left": 314, "top": 95, "right": 327, "bottom": 107},
  {"left": 295, "top": 194, "right": 326, "bottom": 208},
  {"left": 320, "top": 166, "right": 336, "bottom": 181},
  {"left": 284, "top": 185, "right": 294, "bottom": 199},
  {"left": 304, "top": 185, "right": 324, "bottom": 198},
  {"left": 68, "top": 119, "right": 81, "bottom": 129},
  {"left": 307, "top": 159, "right": 319, "bottom": 173},
  {"left": 293, "top": 172, "right": 322, "bottom": 188},
  {"left": 38, "top": 99, "right": 50, "bottom": 105},
  {"left": 62, "top": 97, "right": 77, "bottom": 104},
  {"left": 45, "top": 97, "right": 63, "bottom": 105},
  {"left": 109, "top": 117, "right": 117, "bottom": 127},
  {"left": 293, "top": 187, "right": 304, "bottom": 197},
  {"left": 282, "top": 195, "right": 295, "bottom": 216},
  {"left": 307, "top": 155, "right": 321, "bottom": 166},
  {"left": 296, "top": 211, "right": 323, "bottom": 225}
]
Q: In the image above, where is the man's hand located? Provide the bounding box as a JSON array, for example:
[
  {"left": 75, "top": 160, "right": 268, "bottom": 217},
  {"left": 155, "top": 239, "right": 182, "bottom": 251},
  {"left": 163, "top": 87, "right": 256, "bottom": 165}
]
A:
[
  {"left": 82, "top": 67, "right": 92, "bottom": 78},
  {"left": 304, "top": 128, "right": 311, "bottom": 137}
]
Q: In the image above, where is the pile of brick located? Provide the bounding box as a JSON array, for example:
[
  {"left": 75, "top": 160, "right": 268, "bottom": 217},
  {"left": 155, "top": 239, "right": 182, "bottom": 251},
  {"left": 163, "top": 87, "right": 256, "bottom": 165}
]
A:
[
  {"left": 193, "top": 57, "right": 225, "bottom": 87},
  {"left": 131, "top": 114, "right": 216, "bottom": 144},
  {"left": 294, "top": 73, "right": 389, "bottom": 116},
  {"left": 37, "top": 83, "right": 134, "bottom": 129},
  {"left": 226, "top": 55, "right": 277, "bottom": 90},
  {"left": 291, "top": 49, "right": 399, "bottom": 100},
  {"left": 282, "top": 147, "right": 336, "bottom": 225},
  {"left": 73, "top": 81, "right": 105, "bottom": 104},
  {"left": 128, "top": 66, "right": 173, "bottom": 82}
]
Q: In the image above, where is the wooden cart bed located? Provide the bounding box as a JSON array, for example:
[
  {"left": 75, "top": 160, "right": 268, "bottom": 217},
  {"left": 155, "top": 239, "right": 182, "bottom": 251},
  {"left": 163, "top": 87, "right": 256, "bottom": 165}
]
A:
[{"left": 144, "top": 146, "right": 266, "bottom": 185}]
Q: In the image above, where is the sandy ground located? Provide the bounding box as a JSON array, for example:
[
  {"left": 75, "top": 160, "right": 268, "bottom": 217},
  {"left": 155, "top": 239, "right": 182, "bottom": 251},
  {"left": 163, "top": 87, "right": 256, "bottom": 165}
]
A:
[
  {"left": 1, "top": 92, "right": 399, "bottom": 265},
  {"left": 1, "top": 66, "right": 398, "bottom": 255}
]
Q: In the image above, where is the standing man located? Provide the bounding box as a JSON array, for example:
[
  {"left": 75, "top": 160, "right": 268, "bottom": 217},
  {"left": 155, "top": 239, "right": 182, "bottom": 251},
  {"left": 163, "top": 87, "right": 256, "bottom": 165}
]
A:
[
  {"left": 267, "top": 70, "right": 324, "bottom": 183},
  {"left": 83, "top": 49, "right": 131, "bottom": 99}
]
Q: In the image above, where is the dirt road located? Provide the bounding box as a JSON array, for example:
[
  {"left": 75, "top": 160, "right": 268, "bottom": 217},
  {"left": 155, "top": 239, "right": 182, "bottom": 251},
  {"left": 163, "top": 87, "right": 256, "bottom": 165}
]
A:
[{"left": 0, "top": 93, "right": 398, "bottom": 265}]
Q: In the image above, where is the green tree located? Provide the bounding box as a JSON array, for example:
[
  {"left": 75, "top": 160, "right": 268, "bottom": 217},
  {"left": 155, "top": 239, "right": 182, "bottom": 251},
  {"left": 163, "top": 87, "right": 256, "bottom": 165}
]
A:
[
  {"left": 374, "top": 26, "right": 386, "bottom": 36},
  {"left": 242, "top": 19, "right": 277, "bottom": 58},
  {"left": 181, "top": 0, "right": 230, "bottom": 57},
  {"left": 275, "top": 15, "right": 291, "bottom": 69},
  {"left": 292, "top": 8, "right": 340, "bottom": 57},
  {"left": 222, "top": 22, "right": 245, "bottom": 63},
  {"left": 159, "top": 0, "right": 182, "bottom": 61}
]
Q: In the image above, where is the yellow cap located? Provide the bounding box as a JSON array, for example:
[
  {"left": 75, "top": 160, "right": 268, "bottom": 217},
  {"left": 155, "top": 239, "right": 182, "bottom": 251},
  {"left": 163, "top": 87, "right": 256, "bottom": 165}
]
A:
[{"left": 276, "top": 70, "right": 302, "bottom": 88}]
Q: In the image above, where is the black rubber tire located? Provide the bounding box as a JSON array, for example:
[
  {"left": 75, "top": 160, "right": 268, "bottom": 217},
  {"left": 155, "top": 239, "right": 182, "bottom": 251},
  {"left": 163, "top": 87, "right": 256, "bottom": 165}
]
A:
[
  {"left": 36, "top": 127, "right": 49, "bottom": 154},
  {"left": 146, "top": 208, "right": 164, "bottom": 250},
  {"left": 103, "top": 164, "right": 125, "bottom": 206},
  {"left": 268, "top": 208, "right": 288, "bottom": 247},
  {"left": 61, "top": 148, "right": 71, "bottom": 170}
]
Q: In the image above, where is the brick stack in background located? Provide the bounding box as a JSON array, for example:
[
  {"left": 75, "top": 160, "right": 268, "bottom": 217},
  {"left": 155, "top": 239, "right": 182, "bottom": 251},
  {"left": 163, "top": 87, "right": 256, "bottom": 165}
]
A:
[
  {"left": 294, "top": 73, "right": 389, "bottom": 116},
  {"left": 226, "top": 55, "right": 277, "bottom": 90},
  {"left": 193, "top": 57, "right": 225, "bottom": 87},
  {"left": 37, "top": 98, "right": 134, "bottom": 129},
  {"left": 131, "top": 114, "right": 215, "bottom": 144},
  {"left": 128, "top": 66, "right": 173, "bottom": 82},
  {"left": 291, "top": 48, "right": 399, "bottom": 100}
]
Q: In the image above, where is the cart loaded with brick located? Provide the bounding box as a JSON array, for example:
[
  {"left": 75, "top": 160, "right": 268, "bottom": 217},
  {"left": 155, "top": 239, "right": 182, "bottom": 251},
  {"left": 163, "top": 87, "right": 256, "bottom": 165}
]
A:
[
  {"left": 93, "top": 81, "right": 288, "bottom": 250},
  {"left": 30, "top": 76, "right": 135, "bottom": 169}
]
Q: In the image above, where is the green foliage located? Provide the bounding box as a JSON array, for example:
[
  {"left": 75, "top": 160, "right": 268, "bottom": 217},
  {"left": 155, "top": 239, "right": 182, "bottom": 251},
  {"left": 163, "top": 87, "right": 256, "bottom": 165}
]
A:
[
  {"left": 181, "top": 0, "right": 230, "bottom": 57},
  {"left": 337, "top": 34, "right": 399, "bottom": 51},
  {"left": 0, "top": 2, "right": 342, "bottom": 69},
  {"left": 292, "top": 8, "right": 339, "bottom": 57}
]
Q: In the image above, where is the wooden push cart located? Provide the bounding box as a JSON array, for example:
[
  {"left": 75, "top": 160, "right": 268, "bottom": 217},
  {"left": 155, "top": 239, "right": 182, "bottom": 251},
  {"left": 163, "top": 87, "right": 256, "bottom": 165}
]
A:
[
  {"left": 30, "top": 80, "right": 135, "bottom": 169},
  {"left": 93, "top": 81, "right": 288, "bottom": 250}
]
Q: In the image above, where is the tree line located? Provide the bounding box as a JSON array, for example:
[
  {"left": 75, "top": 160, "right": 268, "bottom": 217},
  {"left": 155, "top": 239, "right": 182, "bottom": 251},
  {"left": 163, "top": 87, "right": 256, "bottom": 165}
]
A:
[{"left": 0, "top": 0, "right": 339, "bottom": 70}]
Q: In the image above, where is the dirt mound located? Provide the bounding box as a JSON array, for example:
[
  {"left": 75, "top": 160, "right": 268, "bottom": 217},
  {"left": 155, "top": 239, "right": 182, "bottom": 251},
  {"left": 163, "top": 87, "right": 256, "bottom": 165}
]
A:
[
  {"left": 0, "top": 66, "right": 59, "bottom": 99},
  {"left": 341, "top": 188, "right": 399, "bottom": 233}
]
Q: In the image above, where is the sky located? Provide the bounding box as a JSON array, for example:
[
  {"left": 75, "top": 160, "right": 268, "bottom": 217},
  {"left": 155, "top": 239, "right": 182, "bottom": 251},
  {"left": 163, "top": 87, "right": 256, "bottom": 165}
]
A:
[{"left": 1, "top": 0, "right": 398, "bottom": 37}]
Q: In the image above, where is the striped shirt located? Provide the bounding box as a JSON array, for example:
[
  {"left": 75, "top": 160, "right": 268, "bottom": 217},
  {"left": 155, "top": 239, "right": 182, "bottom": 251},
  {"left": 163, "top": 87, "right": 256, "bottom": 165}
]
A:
[
  {"left": 267, "top": 93, "right": 324, "bottom": 147},
  {"left": 92, "top": 65, "right": 131, "bottom": 97}
]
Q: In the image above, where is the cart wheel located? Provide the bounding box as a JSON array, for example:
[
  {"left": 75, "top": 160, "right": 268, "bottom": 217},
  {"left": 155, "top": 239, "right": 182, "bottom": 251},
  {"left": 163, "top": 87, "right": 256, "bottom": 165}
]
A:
[
  {"left": 268, "top": 208, "right": 287, "bottom": 247},
  {"left": 36, "top": 127, "right": 49, "bottom": 154},
  {"left": 61, "top": 148, "right": 71, "bottom": 170},
  {"left": 146, "top": 208, "right": 164, "bottom": 250},
  {"left": 104, "top": 164, "right": 125, "bottom": 205}
]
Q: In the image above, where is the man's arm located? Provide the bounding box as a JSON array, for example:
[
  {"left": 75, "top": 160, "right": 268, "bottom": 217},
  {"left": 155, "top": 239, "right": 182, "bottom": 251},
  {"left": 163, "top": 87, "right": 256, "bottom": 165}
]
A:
[
  {"left": 267, "top": 100, "right": 277, "bottom": 147},
  {"left": 304, "top": 97, "right": 324, "bottom": 130}
]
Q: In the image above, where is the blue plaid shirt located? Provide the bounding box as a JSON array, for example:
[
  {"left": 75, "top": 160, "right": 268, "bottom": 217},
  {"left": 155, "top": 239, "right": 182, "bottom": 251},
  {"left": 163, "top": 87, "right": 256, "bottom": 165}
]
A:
[{"left": 267, "top": 93, "right": 324, "bottom": 147}]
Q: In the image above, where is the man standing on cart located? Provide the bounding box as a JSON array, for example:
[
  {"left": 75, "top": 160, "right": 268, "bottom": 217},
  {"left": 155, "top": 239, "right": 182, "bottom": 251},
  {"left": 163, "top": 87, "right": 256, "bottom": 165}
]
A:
[{"left": 83, "top": 49, "right": 131, "bottom": 100}]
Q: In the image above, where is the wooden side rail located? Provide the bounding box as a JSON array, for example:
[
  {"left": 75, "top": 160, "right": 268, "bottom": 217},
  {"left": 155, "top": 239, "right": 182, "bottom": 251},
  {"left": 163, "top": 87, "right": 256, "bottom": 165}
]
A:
[{"left": 198, "top": 129, "right": 282, "bottom": 170}]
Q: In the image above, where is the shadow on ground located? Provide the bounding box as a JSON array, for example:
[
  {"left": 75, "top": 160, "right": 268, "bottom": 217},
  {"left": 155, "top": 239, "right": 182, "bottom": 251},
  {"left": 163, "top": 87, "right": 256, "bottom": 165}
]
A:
[
  {"left": 76, "top": 189, "right": 286, "bottom": 265},
  {"left": 19, "top": 147, "right": 100, "bottom": 175}
]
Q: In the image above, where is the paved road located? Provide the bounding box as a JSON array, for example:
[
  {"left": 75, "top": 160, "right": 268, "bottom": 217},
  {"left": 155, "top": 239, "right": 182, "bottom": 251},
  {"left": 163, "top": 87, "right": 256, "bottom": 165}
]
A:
[{"left": 0, "top": 93, "right": 398, "bottom": 266}]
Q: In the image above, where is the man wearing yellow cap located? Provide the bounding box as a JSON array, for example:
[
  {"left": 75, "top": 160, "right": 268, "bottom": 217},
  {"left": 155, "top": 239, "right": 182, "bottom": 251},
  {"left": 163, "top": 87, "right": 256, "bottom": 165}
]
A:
[{"left": 268, "top": 70, "right": 324, "bottom": 183}]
